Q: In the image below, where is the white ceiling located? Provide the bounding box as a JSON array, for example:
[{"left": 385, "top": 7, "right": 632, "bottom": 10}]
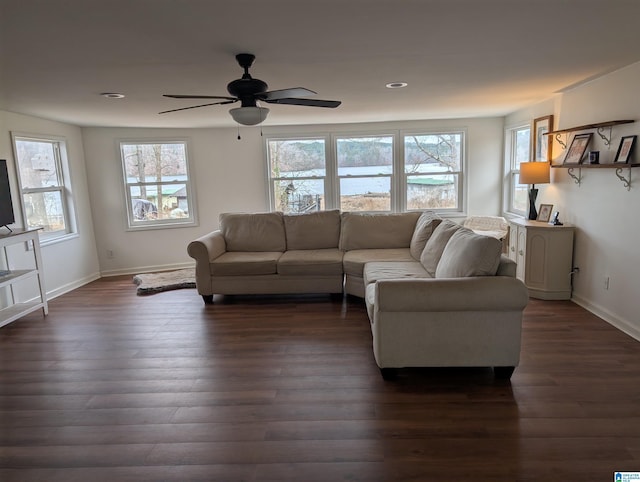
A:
[{"left": 2, "top": 0, "right": 640, "bottom": 129}]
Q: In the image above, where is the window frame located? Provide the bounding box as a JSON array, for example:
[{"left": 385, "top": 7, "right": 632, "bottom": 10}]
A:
[
  {"left": 504, "top": 124, "right": 531, "bottom": 217},
  {"left": 265, "top": 128, "right": 467, "bottom": 215},
  {"left": 118, "top": 139, "right": 198, "bottom": 231},
  {"left": 401, "top": 130, "right": 465, "bottom": 213},
  {"left": 265, "top": 136, "right": 330, "bottom": 213},
  {"left": 10, "top": 133, "right": 77, "bottom": 244},
  {"left": 334, "top": 133, "right": 395, "bottom": 213}
]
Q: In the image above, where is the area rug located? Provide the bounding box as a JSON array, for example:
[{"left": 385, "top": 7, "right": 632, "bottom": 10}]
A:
[{"left": 132, "top": 268, "right": 196, "bottom": 295}]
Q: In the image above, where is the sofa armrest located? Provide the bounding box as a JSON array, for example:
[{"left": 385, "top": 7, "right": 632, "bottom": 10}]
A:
[
  {"left": 187, "top": 230, "right": 227, "bottom": 296},
  {"left": 375, "top": 276, "right": 528, "bottom": 312},
  {"left": 187, "top": 230, "right": 227, "bottom": 263}
]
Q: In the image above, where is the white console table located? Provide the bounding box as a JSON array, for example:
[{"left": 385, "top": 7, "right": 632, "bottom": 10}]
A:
[
  {"left": 507, "top": 219, "right": 575, "bottom": 300},
  {"left": 0, "top": 228, "right": 48, "bottom": 328}
]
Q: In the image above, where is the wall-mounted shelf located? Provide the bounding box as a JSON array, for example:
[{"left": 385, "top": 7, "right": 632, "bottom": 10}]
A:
[
  {"left": 552, "top": 163, "right": 639, "bottom": 190},
  {"left": 545, "top": 119, "right": 634, "bottom": 149}
]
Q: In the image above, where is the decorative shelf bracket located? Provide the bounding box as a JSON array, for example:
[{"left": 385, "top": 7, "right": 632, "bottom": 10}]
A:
[
  {"left": 555, "top": 133, "right": 567, "bottom": 150},
  {"left": 615, "top": 166, "right": 632, "bottom": 191},
  {"left": 567, "top": 167, "right": 582, "bottom": 185},
  {"left": 596, "top": 126, "right": 613, "bottom": 147}
]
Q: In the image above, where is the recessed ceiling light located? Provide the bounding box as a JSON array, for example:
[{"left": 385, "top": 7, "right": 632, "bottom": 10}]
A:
[
  {"left": 386, "top": 82, "right": 408, "bottom": 89},
  {"left": 100, "top": 92, "right": 125, "bottom": 99}
]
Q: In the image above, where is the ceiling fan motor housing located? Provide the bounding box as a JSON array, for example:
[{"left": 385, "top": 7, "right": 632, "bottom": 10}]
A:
[{"left": 227, "top": 78, "right": 268, "bottom": 107}]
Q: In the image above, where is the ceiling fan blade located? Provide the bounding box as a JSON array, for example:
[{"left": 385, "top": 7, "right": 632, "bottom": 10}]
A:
[
  {"left": 258, "top": 88, "right": 317, "bottom": 101},
  {"left": 264, "top": 98, "right": 341, "bottom": 108},
  {"left": 159, "top": 99, "right": 238, "bottom": 114},
  {"left": 163, "top": 94, "right": 237, "bottom": 100}
]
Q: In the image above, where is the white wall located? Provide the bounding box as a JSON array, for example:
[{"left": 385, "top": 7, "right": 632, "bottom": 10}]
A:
[
  {"left": 82, "top": 117, "right": 504, "bottom": 275},
  {"left": 0, "top": 110, "right": 100, "bottom": 299},
  {"left": 506, "top": 61, "right": 640, "bottom": 340}
]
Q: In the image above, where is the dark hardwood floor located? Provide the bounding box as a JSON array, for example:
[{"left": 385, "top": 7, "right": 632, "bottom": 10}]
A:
[{"left": 1, "top": 276, "right": 640, "bottom": 481}]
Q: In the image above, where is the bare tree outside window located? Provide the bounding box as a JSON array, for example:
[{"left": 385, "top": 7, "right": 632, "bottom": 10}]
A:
[
  {"left": 12, "top": 136, "right": 72, "bottom": 238},
  {"left": 404, "top": 133, "right": 463, "bottom": 210},
  {"left": 120, "top": 141, "right": 196, "bottom": 228}
]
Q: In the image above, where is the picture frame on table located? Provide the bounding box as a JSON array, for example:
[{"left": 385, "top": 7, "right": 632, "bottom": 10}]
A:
[
  {"left": 613, "top": 135, "right": 636, "bottom": 164},
  {"left": 533, "top": 115, "right": 554, "bottom": 163},
  {"left": 562, "top": 133, "right": 592, "bottom": 165},
  {"left": 537, "top": 204, "right": 553, "bottom": 222}
]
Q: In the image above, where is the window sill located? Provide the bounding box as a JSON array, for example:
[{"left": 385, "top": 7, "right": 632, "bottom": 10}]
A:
[
  {"left": 39, "top": 232, "right": 79, "bottom": 248},
  {"left": 126, "top": 219, "right": 198, "bottom": 232}
]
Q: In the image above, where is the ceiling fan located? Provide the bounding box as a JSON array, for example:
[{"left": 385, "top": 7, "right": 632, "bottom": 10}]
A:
[{"left": 160, "top": 53, "right": 341, "bottom": 125}]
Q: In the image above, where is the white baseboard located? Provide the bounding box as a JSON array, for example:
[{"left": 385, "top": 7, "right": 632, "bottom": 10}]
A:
[
  {"left": 100, "top": 262, "right": 195, "bottom": 278},
  {"left": 572, "top": 294, "right": 640, "bottom": 342},
  {"left": 47, "top": 272, "right": 102, "bottom": 300}
]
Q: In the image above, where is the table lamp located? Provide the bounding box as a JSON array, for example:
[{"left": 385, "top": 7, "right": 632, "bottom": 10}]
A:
[{"left": 520, "top": 161, "right": 550, "bottom": 220}]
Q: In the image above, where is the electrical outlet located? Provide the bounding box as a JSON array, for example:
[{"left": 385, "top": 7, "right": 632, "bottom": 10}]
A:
[
  {"left": 106, "top": 249, "right": 115, "bottom": 259},
  {"left": 604, "top": 276, "right": 610, "bottom": 290}
]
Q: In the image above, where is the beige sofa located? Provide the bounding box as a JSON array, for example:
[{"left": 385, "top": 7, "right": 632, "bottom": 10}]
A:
[{"left": 187, "top": 210, "right": 529, "bottom": 379}]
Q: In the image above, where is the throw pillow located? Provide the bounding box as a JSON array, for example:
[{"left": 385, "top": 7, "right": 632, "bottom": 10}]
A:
[
  {"left": 409, "top": 211, "right": 442, "bottom": 260},
  {"left": 420, "top": 219, "right": 463, "bottom": 276},
  {"left": 435, "top": 228, "right": 503, "bottom": 278}
]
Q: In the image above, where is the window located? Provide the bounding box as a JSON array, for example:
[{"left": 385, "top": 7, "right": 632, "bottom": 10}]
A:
[
  {"left": 404, "top": 133, "right": 463, "bottom": 211},
  {"left": 506, "top": 125, "right": 531, "bottom": 215},
  {"left": 119, "top": 141, "right": 196, "bottom": 229},
  {"left": 11, "top": 134, "right": 76, "bottom": 242},
  {"left": 336, "top": 135, "right": 393, "bottom": 212},
  {"left": 267, "top": 138, "right": 327, "bottom": 213},
  {"left": 266, "top": 130, "right": 466, "bottom": 214}
]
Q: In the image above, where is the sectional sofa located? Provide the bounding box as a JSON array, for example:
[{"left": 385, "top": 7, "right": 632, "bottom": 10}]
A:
[{"left": 187, "top": 210, "right": 529, "bottom": 379}]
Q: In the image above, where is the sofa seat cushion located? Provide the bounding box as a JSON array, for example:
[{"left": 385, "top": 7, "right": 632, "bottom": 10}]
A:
[
  {"left": 277, "top": 249, "right": 344, "bottom": 276},
  {"left": 363, "top": 261, "right": 431, "bottom": 286},
  {"left": 343, "top": 248, "right": 414, "bottom": 277},
  {"left": 220, "top": 212, "right": 286, "bottom": 252},
  {"left": 435, "top": 228, "right": 503, "bottom": 278},
  {"left": 211, "top": 251, "right": 282, "bottom": 276},
  {"left": 284, "top": 210, "right": 341, "bottom": 250}
]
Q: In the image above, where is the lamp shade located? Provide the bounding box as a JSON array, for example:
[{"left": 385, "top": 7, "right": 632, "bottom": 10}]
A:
[
  {"left": 520, "top": 161, "right": 550, "bottom": 185},
  {"left": 229, "top": 106, "right": 270, "bottom": 126}
]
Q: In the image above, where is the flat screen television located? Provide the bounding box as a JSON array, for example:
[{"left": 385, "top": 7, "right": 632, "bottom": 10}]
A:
[{"left": 0, "top": 160, "right": 16, "bottom": 229}]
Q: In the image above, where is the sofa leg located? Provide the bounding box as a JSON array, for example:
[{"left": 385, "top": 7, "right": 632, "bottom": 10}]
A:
[
  {"left": 380, "top": 368, "right": 398, "bottom": 381},
  {"left": 202, "top": 295, "right": 214, "bottom": 305},
  {"left": 494, "top": 366, "right": 515, "bottom": 380}
]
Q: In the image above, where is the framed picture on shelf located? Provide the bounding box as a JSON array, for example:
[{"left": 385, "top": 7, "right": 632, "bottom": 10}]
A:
[
  {"left": 533, "top": 115, "right": 554, "bottom": 163},
  {"left": 613, "top": 135, "right": 636, "bottom": 164},
  {"left": 562, "top": 133, "right": 592, "bottom": 165},
  {"left": 537, "top": 204, "right": 553, "bottom": 222}
]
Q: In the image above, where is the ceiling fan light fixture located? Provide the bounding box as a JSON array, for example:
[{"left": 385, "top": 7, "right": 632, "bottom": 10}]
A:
[{"left": 229, "top": 106, "right": 270, "bottom": 125}]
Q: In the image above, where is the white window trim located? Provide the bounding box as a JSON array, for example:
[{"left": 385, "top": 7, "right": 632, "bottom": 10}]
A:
[
  {"left": 265, "top": 128, "right": 467, "bottom": 216},
  {"left": 10, "top": 132, "right": 78, "bottom": 245},
  {"left": 265, "top": 135, "right": 330, "bottom": 211},
  {"left": 333, "top": 133, "right": 395, "bottom": 212},
  {"left": 118, "top": 139, "right": 198, "bottom": 231},
  {"left": 503, "top": 123, "right": 531, "bottom": 217},
  {"left": 401, "top": 129, "right": 466, "bottom": 214}
]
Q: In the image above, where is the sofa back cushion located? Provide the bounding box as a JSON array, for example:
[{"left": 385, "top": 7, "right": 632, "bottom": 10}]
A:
[
  {"left": 409, "top": 211, "right": 442, "bottom": 260},
  {"left": 284, "top": 210, "right": 341, "bottom": 250},
  {"left": 435, "top": 228, "right": 503, "bottom": 278},
  {"left": 219, "top": 212, "right": 286, "bottom": 252},
  {"left": 420, "top": 219, "right": 463, "bottom": 276},
  {"left": 339, "top": 212, "right": 420, "bottom": 251}
]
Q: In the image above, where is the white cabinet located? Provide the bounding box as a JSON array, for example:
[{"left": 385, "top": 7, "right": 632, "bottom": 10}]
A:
[
  {"left": 507, "top": 219, "right": 574, "bottom": 300},
  {"left": 0, "top": 228, "right": 48, "bottom": 328}
]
